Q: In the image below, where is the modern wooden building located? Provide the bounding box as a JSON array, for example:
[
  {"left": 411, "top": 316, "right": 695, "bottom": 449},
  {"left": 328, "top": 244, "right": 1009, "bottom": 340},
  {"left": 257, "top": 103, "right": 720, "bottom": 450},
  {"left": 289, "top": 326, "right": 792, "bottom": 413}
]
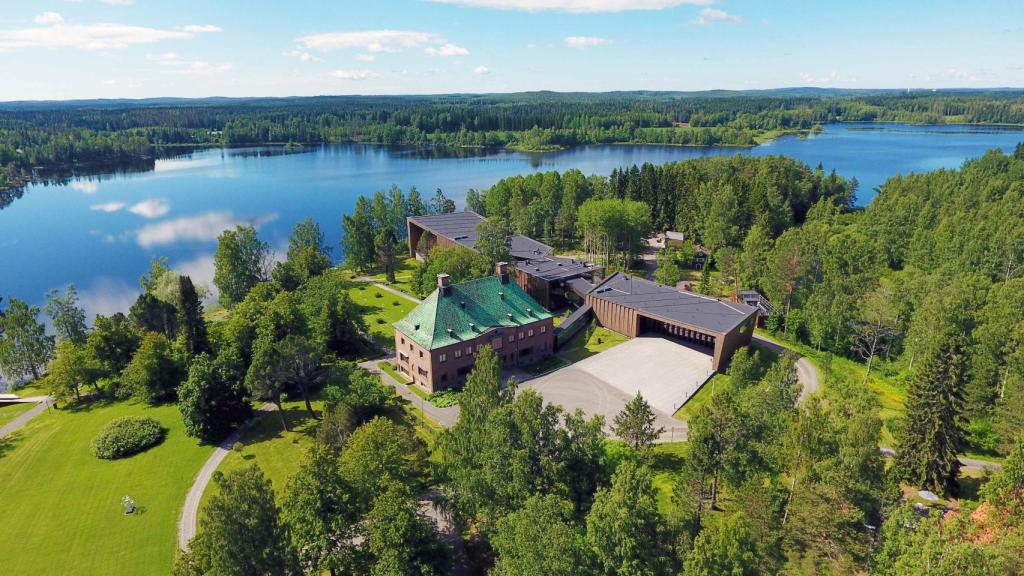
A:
[
  {"left": 392, "top": 263, "right": 555, "bottom": 392},
  {"left": 584, "top": 272, "right": 757, "bottom": 371}
]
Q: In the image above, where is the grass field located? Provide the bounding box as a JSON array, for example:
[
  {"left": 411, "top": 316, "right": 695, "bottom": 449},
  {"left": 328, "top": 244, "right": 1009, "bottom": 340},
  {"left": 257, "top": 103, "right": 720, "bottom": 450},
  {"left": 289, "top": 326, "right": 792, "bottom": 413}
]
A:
[
  {"left": 0, "top": 399, "right": 212, "bottom": 576},
  {"left": 0, "top": 402, "right": 35, "bottom": 427},
  {"left": 367, "top": 258, "right": 421, "bottom": 295},
  {"left": 205, "top": 395, "right": 326, "bottom": 503},
  {"left": 347, "top": 284, "right": 418, "bottom": 346},
  {"left": 673, "top": 373, "right": 730, "bottom": 421},
  {"left": 650, "top": 441, "right": 688, "bottom": 513},
  {"left": 673, "top": 341, "right": 780, "bottom": 421},
  {"left": 205, "top": 381, "right": 442, "bottom": 509},
  {"left": 378, "top": 360, "right": 411, "bottom": 385},
  {"left": 558, "top": 322, "right": 629, "bottom": 363},
  {"left": 753, "top": 329, "right": 907, "bottom": 445}
]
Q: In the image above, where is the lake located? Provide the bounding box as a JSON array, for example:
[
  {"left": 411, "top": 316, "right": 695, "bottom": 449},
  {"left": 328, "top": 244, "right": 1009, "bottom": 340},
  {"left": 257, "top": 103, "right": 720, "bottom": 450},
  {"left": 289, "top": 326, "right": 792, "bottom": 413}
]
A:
[{"left": 2, "top": 122, "right": 1022, "bottom": 317}]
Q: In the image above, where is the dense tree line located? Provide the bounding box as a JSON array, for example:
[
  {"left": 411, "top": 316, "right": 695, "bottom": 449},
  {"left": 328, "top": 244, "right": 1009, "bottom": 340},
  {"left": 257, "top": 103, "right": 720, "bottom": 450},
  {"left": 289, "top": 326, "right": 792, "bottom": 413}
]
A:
[
  {"left": 468, "top": 155, "right": 855, "bottom": 254},
  {"left": 731, "top": 147, "right": 1024, "bottom": 461},
  {"left": 4, "top": 90, "right": 1024, "bottom": 197}
]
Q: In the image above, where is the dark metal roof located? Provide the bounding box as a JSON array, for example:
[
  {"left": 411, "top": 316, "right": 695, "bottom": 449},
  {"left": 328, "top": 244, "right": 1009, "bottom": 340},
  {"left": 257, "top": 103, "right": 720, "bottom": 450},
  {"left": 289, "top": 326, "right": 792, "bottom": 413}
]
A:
[
  {"left": 509, "top": 235, "right": 553, "bottom": 259},
  {"left": 408, "top": 211, "right": 554, "bottom": 260},
  {"left": 515, "top": 256, "right": 596, "bottom": 281},
  {"left": 567, "top": 277, "right": 596, "bottom": 296},
  {"left": 408, "top": 211, "right": 486, "bottom": 250},
  {"left": 588, "top": 272, "right": 757, "bottom": 334}
]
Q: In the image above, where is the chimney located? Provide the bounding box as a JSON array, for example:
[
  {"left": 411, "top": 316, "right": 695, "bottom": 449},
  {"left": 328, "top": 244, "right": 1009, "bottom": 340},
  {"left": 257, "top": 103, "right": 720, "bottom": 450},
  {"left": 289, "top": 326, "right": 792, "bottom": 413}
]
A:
[
  {"left": 437, "top": 273, "right": 451, "bottom": 296},
  {"left": 496, "top": 261, "right": 509, "bottom": 284}
]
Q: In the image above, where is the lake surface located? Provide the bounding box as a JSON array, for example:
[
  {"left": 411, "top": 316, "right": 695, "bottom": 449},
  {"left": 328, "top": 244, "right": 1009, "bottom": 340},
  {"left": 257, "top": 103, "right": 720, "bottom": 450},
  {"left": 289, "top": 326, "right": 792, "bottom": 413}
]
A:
[{"left": 2, "top": 122, "right": 1022, "bottom": 317}]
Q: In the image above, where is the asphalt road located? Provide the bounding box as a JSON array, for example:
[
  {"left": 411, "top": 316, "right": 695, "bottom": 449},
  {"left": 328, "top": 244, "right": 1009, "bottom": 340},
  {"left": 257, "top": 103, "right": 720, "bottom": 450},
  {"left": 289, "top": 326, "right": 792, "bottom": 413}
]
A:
[
  {"left": 751, "top": 334, "right": 820, "bottom": 400},
  {"left": 177, "top": 402, "right": 275, "bottom": 551},
  {"left": 0, "top": 396, "right": 52, "bottom": 439}
]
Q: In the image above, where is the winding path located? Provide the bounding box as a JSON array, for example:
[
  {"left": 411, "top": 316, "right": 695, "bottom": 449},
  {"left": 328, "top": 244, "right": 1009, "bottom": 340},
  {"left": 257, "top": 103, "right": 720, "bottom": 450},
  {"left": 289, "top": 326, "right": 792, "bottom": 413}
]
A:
[
  {"left": 751, "top": 334, "right": 820, "bottom": 401},
  {"left": 177, "top": 402, "right": 275, "bottom": 551},
  {"left": 0, "top": 396, "right": 52, "bottom": 439}
]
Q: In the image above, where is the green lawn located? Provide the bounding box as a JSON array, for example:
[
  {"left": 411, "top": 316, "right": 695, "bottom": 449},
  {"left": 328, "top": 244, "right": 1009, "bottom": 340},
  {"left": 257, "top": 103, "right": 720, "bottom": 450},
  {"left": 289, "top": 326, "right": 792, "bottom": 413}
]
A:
[
  {"left": 558, "top": 322, "right": 629, "bottom": 363},
  {"left": 378, "top": 360, "right": 411, "bottom": 385},
  {"left": 206, "top": 383, "right": 441, "bottom": 509},
  {"left": 673, "top": 373, "right": 730, "bottom": 421},
  {"left": 367, "top": 258, "right": 421, "bottom": 295},
  {"left": 673, "top": 341, "right": 780, "bottom": 421},
  {"left": 522, "top": 355, "right": 570, "bottom": 375},
  {"left": 0, "top": 402, "right": 35, "bottom": 427},
  {"left": 754, "top": 329, "right": 907, "bottom": 446},
  {"left": 346, "top": 284, "right": 418, "bottom": 346},
  {"left": 650, "top": 441, "right": 688, "bottom": 513},
  {"left": 205, "top": 395, "right": 326, "bottom": 503},
  {"left": 0, "top": 399, "right": 213, "bottom": 576},
  {"left": 11, "top": 379, "right": 49, "bottom": 397}
]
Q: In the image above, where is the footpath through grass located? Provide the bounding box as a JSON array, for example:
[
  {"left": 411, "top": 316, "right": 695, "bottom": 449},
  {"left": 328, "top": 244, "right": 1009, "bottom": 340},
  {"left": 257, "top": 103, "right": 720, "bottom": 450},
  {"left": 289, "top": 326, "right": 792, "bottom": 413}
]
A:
[
  {"left": 206, "top": 385, "right": 442, "bottom": 510},
  {"left": 366, "top": 258, "right": 420, "bottom": 295},
  {"left": 0, "top": 402, "right": 35, "bottom": 427},
  {"left": 0, "top": 399, "right": 212, "bottom": 576},
  {"left": 347, "top": 284, "right": 417, "bottom": 346}
]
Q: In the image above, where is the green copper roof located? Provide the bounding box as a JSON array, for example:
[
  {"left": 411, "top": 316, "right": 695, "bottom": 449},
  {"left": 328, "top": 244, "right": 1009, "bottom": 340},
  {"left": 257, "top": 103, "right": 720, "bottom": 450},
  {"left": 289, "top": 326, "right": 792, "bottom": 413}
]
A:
[{"left": 394, "top": 276, "right": 553, "bottom": 350}]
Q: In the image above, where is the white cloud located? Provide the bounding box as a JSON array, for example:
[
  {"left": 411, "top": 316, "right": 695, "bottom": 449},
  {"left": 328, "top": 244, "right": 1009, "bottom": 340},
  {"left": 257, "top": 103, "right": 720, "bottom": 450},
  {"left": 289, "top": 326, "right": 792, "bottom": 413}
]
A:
[
  {"left": 693, "top": 7, "right": 742, "bottom": 25},
  {"left": 70, "top": 181, "right": 99, "bottom": 194},
  {"left": 429, "top": 0, "right": 714, "bottom": 12},
  {"left": 128, "top": 198, "right": 170, "bottom": 219},
  {"left": 148, "top": 52, "right": 232, "bottom": 76},
  {"left": 90, "top": 202, "right": 125, "bottom": 213},
  {"left": 425, "top": 42, "right": 469, "bottom": 56},
  {"left": 473, "top": 65, "right": 490, "bottom": 75},
  {"left": 173, "top": 252, "right": 217, "bottom": 301},
  {"left": 285, "top": 48, "right": 320, "bottom": 62},
  {"left": 353, "top": 53, "right": 376, "bottom": 62},
  {"left": 77, "top": 277, "right": 139, "bottom": 320},
  {"left": 329, "top": 69, "right": 379, "bottom": 80},
  {"left": 135, "top": 211, "right": 277, "bottom": 248},
  {"left": 297, "top": 30, "right": 441, "bottom": 53},
  {"left": 798, "top": 70, "right": 857, "bottom": 85},
  {"left": 182, "top": 24, "right": 222, "bottom": 33},
  {"left": 564, "top": 36, "right": 612, "bottom": 48},
  {"left": 0, "top": 20, "right": 221, "bottom": 51},
  {"left": 34, "top": 12, "right": 63, "bottom": 24}
]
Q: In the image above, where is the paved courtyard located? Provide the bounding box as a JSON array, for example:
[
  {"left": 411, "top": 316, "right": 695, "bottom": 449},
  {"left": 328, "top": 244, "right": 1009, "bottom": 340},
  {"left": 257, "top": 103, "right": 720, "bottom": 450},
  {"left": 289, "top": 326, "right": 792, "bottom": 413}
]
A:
[{"left": 526, "top": 336, "right": 715, "bottom": 441}]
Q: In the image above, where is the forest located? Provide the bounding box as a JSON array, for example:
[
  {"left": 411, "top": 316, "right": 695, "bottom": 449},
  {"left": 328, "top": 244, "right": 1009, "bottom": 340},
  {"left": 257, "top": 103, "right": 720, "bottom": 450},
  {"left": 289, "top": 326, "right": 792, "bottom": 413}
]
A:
[
  {"left": 3, "top": 89, "right": 1024, "bottom": 196},
  {"left": 3, "top": 142, "right": 1024, "bottom": 574}
]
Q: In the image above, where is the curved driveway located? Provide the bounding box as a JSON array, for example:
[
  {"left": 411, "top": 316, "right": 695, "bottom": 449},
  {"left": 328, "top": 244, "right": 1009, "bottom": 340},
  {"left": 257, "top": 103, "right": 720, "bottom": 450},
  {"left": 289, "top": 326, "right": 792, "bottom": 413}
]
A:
[{"left": 177, "top": 403, "right": 274, "bottom": 551}]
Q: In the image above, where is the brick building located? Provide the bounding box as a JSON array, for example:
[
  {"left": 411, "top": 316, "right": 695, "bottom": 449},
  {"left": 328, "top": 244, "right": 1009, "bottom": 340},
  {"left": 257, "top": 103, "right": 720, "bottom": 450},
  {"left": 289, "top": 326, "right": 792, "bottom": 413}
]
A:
[
  {"left": 392, "top": 263, "right": 555, "bottom": 392},
  {"left": 405, "top": 211, "right": 601, "bottom": 311}
]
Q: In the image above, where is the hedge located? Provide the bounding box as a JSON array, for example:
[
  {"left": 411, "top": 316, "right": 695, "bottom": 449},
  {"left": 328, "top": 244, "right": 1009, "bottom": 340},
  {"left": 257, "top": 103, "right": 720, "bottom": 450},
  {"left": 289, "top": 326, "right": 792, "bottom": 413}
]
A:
[{"left": 91, "top": 416, "right": 166, "bottom": 460}]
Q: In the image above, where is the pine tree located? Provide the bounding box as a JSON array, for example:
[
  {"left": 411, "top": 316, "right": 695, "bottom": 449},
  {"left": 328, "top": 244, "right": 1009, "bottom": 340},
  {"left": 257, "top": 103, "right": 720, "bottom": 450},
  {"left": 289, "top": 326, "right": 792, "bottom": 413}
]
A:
[
  {"left": 612, "top": 392, "right": 664, "bottom": 451},
  {"left": 896, "top": 332, "right": 967, "bottom": 495}
]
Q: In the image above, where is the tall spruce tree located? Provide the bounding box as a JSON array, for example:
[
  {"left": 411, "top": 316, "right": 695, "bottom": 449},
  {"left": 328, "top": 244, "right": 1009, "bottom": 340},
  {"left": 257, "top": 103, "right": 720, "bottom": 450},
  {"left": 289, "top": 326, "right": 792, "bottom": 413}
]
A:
[
  {"left": 177, "top": 275, "right": 211, "bottom": 357},
  {"left": 896, "top": 331, "right": 967, "bottom": 495}
]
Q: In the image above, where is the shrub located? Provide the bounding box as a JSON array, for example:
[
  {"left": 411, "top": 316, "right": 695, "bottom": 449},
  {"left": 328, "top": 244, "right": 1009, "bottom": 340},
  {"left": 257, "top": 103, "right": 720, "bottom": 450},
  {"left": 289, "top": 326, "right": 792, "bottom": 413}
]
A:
[
  {"left": 427, "top": 390, "right": 460, "bottom": 407},
  {"left": 91, "top": 416, "right": 166, "bottom": 459}
]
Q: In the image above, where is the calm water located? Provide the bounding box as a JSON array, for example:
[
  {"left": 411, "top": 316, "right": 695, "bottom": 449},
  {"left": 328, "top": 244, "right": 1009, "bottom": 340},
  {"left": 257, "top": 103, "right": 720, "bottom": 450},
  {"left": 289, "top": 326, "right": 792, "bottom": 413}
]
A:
[{"left": 2, "top": 122, "right": 1022, "bottom": 317}]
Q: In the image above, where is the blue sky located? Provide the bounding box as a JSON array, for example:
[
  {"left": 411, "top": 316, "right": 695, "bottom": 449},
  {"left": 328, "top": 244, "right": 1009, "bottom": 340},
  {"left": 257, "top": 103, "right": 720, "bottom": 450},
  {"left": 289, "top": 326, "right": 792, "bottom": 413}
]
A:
[{"left": 1, "top": 0, "right": 1022, "bottom": 100}]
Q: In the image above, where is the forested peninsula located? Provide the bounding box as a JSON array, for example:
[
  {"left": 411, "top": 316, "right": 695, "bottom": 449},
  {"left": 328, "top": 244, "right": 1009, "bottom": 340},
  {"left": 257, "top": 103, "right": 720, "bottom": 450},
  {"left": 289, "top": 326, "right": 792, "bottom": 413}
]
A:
[{"left": 3, "top": 89, "right": 1024, "bottom": 197}]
